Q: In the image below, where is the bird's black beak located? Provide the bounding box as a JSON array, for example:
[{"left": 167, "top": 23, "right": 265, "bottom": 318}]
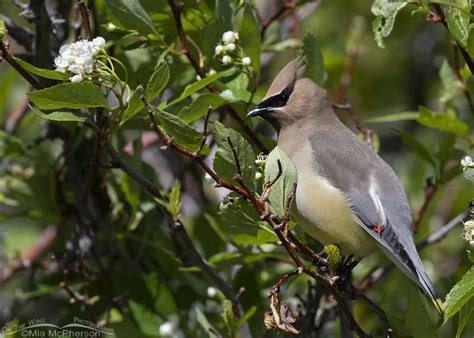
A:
[{"left": 247, "top": 107, "right": 268, "bottom": 118}]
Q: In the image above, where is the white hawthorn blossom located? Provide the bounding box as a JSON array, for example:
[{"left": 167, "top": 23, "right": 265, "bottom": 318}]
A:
[
  {"left": 222, "top": 55, "right": 232, "bottom": 64},
  {"left": 225, "top": 42, "right": 236, "bottom": 51},
  {"left": 461, "top": 156, "right": 473, "bottom": 168},
  {"left": 207, "top": 287, "right": 217, "bottom": 298},
  {"left": 242, "top": 56, "right": 251, "bottom": 66},
  {"left": 54, "top": 37, "right": 106, "bottom": 82},
  {"left": 461, "top": 219, "right": 474, "bottom": 247},
  {"left": 215, "top": 44, "right": 225, "bottom": 55},
  {"left": 222, "top": 31, "right": 238, "bottom": 44}
]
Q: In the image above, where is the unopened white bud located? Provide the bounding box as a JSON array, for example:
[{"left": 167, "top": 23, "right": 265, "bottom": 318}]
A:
[
  {"left": 215, "top": 44, "right": 225, "bottom": 55},
  {"left": 222, "top": 31, "right": 238, "bottom": 44},
  {"left": 222, "top": 55, "right": 232, "bottom": 64},
  {"left": 225, "top": 43, "right": 236, "bottom": 51},
  {"left": 207, "top": 287, "right": 217, "bottom": 298},
  {"left": 242, "top": 57, "right": 251, "bottom": 66},
  {"left": 461, "top": 155, "right": 473, "bottom": 168}
]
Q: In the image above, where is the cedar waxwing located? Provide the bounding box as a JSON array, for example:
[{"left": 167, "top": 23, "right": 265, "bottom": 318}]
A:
[{"left": 248, "top": 57, "right": 442, "bottom": 313}]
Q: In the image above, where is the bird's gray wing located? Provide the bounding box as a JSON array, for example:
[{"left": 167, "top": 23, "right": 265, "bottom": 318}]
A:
[{"left": 309, "top": 130, "right": 440, "bottom": 310}]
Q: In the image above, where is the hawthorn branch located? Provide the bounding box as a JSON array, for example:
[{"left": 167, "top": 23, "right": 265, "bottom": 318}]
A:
[{"left": 77, "top": 0, "right": 92, "bottom": 41}]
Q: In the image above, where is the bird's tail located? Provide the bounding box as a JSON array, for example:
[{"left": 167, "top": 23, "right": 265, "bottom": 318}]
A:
[{"left": 416, "top": 269, "right": 444, "bottom": 316}]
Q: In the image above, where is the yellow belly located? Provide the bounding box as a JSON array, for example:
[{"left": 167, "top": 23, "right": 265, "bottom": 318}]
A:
[{"left": 292, "top": 164, "right": 376, "bottom": 257}]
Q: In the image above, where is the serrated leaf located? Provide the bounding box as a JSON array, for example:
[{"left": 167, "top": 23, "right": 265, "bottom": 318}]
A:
[
  {"left": 439, "top": 60, "right": 463, "bottom": 103},
  {"left": 122, "top": 85, "right": 144, "bottom": 122},
  {"left": 444, "top": 269, "right": 474, "bottom": 321},
  {"left": 14, "top": 58, "right": 69, "bottom": 81},
  {"left": 213, "top": 121, "right": 256, "bottom": 186},
  {"left": 371, "top": 0, "right": 408, "bottom": 48},
  {"left": 264, "top": 147, "right": 298, "bottom": 216},
  {"left": 178, "top": 93, "right": 227, "bottom": 123},
  {"left": 152, "top": 107, "right": 209, "bottom": 155},
  {"left": 219, "top": 199, "right": 264, "bottom": 245},
  {"left": 105, "top": 0, "right": 158, "bottom": 36},
  {"left": 238, "top": 3, "right": 261, "bottom": 74},
  {"left": 161, "top": 68, "right": 236, "bottom": 109},
  {"left": 324, "top": 244, "right": 341, "bottom": 274},
  {"left": 27, "top": 82, "right": 108, "bottom": 109},
  {"left": 365, "top": 111, "right": 419, "bottom": 123},
  {"left": 146, "top": 62, "right": 170, "bottom": 101},
  {"left": 300, "top": 32, "right": 325, "bottom": 86},
  {"left": 417, "top": 106, "right": 468, "bottom": 136},
  {"left": 444, "top": 5, "right": 470, "bottom": 48},
  {"left": 30, "top": 106, "right": 91, "bottom": 123}
]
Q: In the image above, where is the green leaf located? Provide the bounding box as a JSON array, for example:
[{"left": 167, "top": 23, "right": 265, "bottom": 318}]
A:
[
  {"left": 300, "top": 32, "right": 325, "bottom": 86},
  {"left": 364, "top": 111, "right": 419, "bottom": 123},
  {"left": 152, "top": 107, "right": 209, "bottom": 155},
  {"left": 238, "top": 3, "right": 261, "bottom": 73},
  {"left": 444, "top": 269, "right": 474, "bottom": 321},
  {"left": 213, "top": 121, "right": 256, "bottom": 186},
  {"left": 105, "top": 0, "right": 158, "bottom": 36},
  {"left": 128, "top": 300, "right": 163, "bottom": 336},
  {"left": 169, "top": 181, "right": 182, "bottom": 218},
  {"left": 444, "top": 5, "right": 470, "bottom": 48},
  {"left": 417, "top": 106, "right": 468, "bottom": 136},
  {"left": 456, "top": 300, "right": 473, "bottom": 338},
  {"left": 219, "top": 199, "right": 264, "bottom": 245},
  {"left": 146, "top": 62, "right": 170, "bottom": 101},
  {"left": 439, "top": 60, "right": 463, "bottom": 103},
  {"left": 222, "top": 299, "right": 237, "bottom": 336},
  {"left": 178, "top": 93, "right": 227, "bottom": 123},
  {"left": 397, "top": 129, "right": 437, "bottom": 171},
  {"left": 236, "top": 306, "right": 257, "bottom": 329},
  {"left": 371, "top": 0, "right": 408, "bottom": 48},
  {"left": 264, "top": 146, "right": 298, "bottom": 216},
  {"left": 122, "top": 62, "right": 170, "bottom": 123},
  {"left": 0, "top": 19, "right": 6, "bottom": 39},
  {"left": 324, "top": 244, "right": 341, "bottom": 275},
  {"left": 467, "top": 29, "right": 474, "bottom": 59},
  {"left": 14, "top": 58, "right": 69, "bottom": 81},
  {"left": 404, "top": 285, "right": 439, "bottom": 338},
  {"left": 27, "top": 82, "right": 108, "bottom": 109},
  {"left": 161, "top": 68, "right": 236, "bottom": 109},
  {"left": 196, "top": 307, "right": 218, "bottom": 338},
  {"left": 122, "top": 85, "right": 144, "bottom": 122},
  {"left": 215, "top": 0, "right": 232, "bottom": 30},
  {"left": 30, "top": 106, "right": 91, "bottom": 123}
]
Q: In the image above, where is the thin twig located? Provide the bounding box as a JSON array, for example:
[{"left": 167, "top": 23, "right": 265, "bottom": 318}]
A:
[
  {"left": 0, "top": 38, "right": 43, "bottom": 89},
  {"left": 194, "top": 106, "right": 212, "bottom": 156},
  {"left": 417, "top": 210, "right": 468, "bottom": 249},
  {"left": 413, "top": 178, "right": 437, "bottom": 232},
  {"left": 77, "top": 0, "right": 92, "bottom": 41}
]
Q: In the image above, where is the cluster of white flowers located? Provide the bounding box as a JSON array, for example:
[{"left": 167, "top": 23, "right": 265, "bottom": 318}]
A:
[
  {"left": 54, "top": 37, "right": 106, "bottom": 82},
  {"left": 215, "top": 31, "right": 252, "bottom": 67},
  {"left": 460, "top": 155, "right": 474, "bottom": 181},
  {"left": 461, "top": 219, "right": 474, "bottom": 248}
]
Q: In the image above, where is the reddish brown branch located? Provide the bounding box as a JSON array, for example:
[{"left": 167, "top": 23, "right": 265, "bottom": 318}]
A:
[
  {"left": 0, "top": 38, "right": 43, "bottom": 89},
  {"left": 77, "top": 0, "right": 92, "bottom": 41},
  {"left": 413, "top": 179, "right": 437, "bottom": 232}
]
